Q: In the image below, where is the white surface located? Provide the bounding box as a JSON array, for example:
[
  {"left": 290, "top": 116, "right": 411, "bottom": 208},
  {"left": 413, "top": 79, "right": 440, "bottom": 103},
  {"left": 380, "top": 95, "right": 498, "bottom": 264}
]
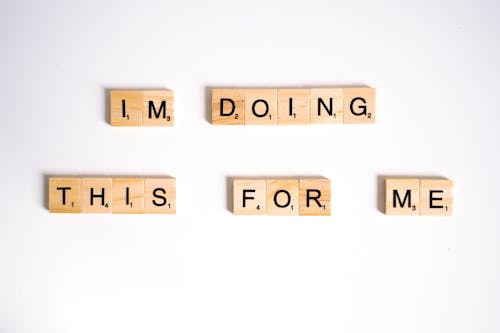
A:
[{"left": 1, "top": 0, "right": 499, "bottom": 332}]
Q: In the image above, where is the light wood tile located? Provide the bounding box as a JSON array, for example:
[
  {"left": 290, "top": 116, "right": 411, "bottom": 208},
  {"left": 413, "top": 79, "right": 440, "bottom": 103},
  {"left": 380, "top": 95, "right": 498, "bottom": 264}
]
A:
[
  {"left": 309, "top": 88, "right": 344, "bottom": 124},
  {"left": 49, "top": 177, "right": 81, "bottom": 213},
  {"left": 233, "top": 179, "right": 267, "bottom": 215},
  {"left": 212, "top": 89, "right": 245, "bottom": 125},
  {"left": 343, "top": 87, "right": 375, "bottom": 124},
  {"left": 266, "top": 179, "right": 299, "bottom": 216},
  {"left": 142, "top": 90, "right": 174, "bottom": 126},
  {"left": 144, "top": 178, "right": 176, "bottom": 214},
  {"left": 385, "top": 178, "right": 420, "bottom": 215},
  {"left": 299, "top": 178, "right": 331, "bottom": 216},
  {"left": 245, "top": 89, "right": 278, "bottom": 125},
  {"left": 420, "top": 179, "right": 453, "bottom": 216},
  {"left": 277, "top": 89, "right": 310, "bottom": 125},
  {"left": 81, "top": 178, "right": 112, "bottom": 213},
  {"left": 112, "top": 178, "right": 144, "bottom": 214},
  {"left": 110, "top": 90, "right": 143, "bottom": 126}
]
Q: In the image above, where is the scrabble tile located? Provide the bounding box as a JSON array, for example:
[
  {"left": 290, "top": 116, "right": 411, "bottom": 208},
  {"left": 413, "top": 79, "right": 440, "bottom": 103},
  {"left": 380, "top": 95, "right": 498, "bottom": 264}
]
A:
[
  {"left": 212, "top": 89, "right": 245, "bottom": 125},
  {"left": 309, "top": 88, "right": 343, "bottom": 124},
  {"left": 142, "top": 90, "right": 174, "bottom": 126},
  {"left": 299, "top": 178, "right": 331, "bottom": 216},
  {"left": 420, "top": 179, "right": 453, "bottom": 216},
  {"left": 49, "top": 177, "right": 81, "bottom": 213},
  {"left": 233, "top": 179, "right": 267, "bottom": 215},
  {"left": 343, "top": 87, "right": 376, "bottom": 124},
  {"left": 81, "top": 178, "right": 112, "bottom": 213},
  {"left": 277, "top": 89, "right": 310, "bottom": 125},
  {"left": 144, "top": 178, "right": 176, "bottom": 214},
  {"left": 245, "top": 89, "right": 278, "bottom": 125},
  {"left": 112, "top": 178, "right": 144, "bottom": 214},
  {"left": 385, "top": 178, "right": 420, "bottom": 215},
  {"left": 110, "top": 90, "right": 143, "bottom": 126},
  {"left": 266, "top": 179, "right": 299, "bottom": 216}
]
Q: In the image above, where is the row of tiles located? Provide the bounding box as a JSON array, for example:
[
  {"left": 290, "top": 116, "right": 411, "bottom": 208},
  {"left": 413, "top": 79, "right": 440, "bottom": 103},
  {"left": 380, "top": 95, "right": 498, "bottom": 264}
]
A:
[
  {"left": 109, "top": 87, "right": 376, "bottom": 126},
  {"left": 49, "top": 178, "right": 176, "bottom": 214},
  {"left": 49, "top": 177, "right": 453, "bottom": 216},
  {"left": 385, "top": 178, "right": 453, "bottom": 216},
  {"left": 211, "top": 88, "right": 375, "bottom": 125},
  {"left": 110, "top": 90, "right": 174, "bottom": 126}
]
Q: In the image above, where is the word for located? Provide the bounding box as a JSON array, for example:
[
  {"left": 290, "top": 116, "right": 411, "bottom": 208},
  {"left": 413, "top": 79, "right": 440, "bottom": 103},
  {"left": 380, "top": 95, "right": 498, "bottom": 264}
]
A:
[
  {"left": 233, "top": 178, "right": 331, "bottom": 216},
  {"left": 385, "top": 178, "right": 453, "bottom": 216},
  {"left": 212, "top": 87, "right": 375, "bottom": 125},
  {"left": 110, "top": 90, "right": 174, "bottom": 126},
  {"left": 49, "top": 177, "right": 176, "bottom": 214}
]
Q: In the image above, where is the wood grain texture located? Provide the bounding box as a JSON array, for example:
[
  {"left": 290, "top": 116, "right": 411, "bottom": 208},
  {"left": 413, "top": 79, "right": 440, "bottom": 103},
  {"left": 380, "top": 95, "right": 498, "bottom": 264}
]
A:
[
  {"left": 112, "top": 178, "right": 144, "bottom": 214},
  {"left": 81, "top": 178, "right": 112, "bottom": 213},
  {"left": 110, "top": 90, "right": 143, "bottom": 126},
  {"left": 233, "top": 179, "right": 267, "bottom": 215},
  {"left": 49, "top": 177, "right": 81, "bottom": 213},
  {"left": 212, "top": 89, "right": 245, "bottom": 125},
  {"left": 309, "top": 88, "right": 344, "bottom": 124},
  {"left": 245, "top": 89, "right": 278, "bottom": 125},
  {"left": 142, "top": 90, "right": 174, "bottom": 126},
  {"left": 144, "top": 178, "right": 176, "bottom": 214},
  {"left": 266, "top": 179, "right": 299, "bottom": 216},
  {"left": 420, "top": 179, "right": 453, "bottom": 216},
  {"left": 385, "top": 178, "right": 420, "bottom": 215},
  {"left": 343, "top": 87, "right": 376, "bottom": 124},
  {"left": 299, "top": 178, "right": 331, "bottom": 216},
  {"left": 277, "top": 89, "right": 310, "bottom": 125}
]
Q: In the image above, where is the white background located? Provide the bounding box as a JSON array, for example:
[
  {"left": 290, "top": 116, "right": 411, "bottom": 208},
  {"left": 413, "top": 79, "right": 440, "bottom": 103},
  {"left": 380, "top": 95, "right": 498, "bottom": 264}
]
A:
[{"left": 1, "top": 0, "right": 499, "bottom": 332}]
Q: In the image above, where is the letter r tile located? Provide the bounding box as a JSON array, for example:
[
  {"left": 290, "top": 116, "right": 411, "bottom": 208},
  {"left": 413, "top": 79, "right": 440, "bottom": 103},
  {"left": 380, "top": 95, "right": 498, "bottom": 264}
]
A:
[{"left": 299, "top": 178, "right": 331, "bottom": 216}]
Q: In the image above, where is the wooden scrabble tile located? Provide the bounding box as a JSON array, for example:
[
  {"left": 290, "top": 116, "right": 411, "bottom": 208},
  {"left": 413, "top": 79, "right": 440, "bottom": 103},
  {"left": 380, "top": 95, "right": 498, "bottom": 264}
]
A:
[
  {"left": 110, "top": 90, "right": 143, "bottom": 126},
  {"left": 49, "top": 177, "right": 81, "bottom": 213},
  {"left": 112, "top": 178, "right": 144, "bottom": 214},
  {"left": 142, "top": 90, "right": 174, "bottom": 126},
  {"left": 299, "top": 178, "right": 331, "bottom": 216},
  {"left": 266, "top": 179, "right": 299, "bottom": 216},
  {"left": 277, "top": 89, "right": 310, "bottom": 125},
  {"left": 420, "top": 179, "right": 453, "bottom": 216},
  {"left": 245, "top": 89, "right": 278, "bottom": 125},
  {"left": 81, "top": 178, "right": 112, "bottom": 213},
  {"left": 343, "top": 87, "right": 375, "bottom": 124},
  {"left": 144, "top": 178, "right": 176, "bottom": 214},
  {"left": 233, "top": 179, "right": 267, "bottom": 215},
  {"left": 385, "top": 178, "right": 420, "bottom": 215},
  {"left": 212, "top": 89, "right": 245, "bottom": 125},
  {"left": 309, "top": 88, "right": 343, "bottom": 124}
]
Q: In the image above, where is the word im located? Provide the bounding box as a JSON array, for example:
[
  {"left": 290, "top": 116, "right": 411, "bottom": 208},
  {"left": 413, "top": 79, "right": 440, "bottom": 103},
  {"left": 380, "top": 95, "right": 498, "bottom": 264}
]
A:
[{"left": 110, "top": 90, "right": 174, "bottom": 126}]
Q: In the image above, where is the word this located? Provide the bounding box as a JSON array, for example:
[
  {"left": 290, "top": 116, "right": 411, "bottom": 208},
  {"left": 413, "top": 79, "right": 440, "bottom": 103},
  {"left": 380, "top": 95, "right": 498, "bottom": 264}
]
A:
[
  {"left": 110, "top": 90, "right": 174, "bottom": 126},
  {"left": 212, "top": 87, "right": 375, "bottom": 125},
  {"left": 49, "top": 177, "right": 176, "bottom": 214},
  {"left": 385, "top": 178, "right": 453, "bottom": 216},
  {"left": 233, "top": 178, "right": 331, "bottom": 216}
]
